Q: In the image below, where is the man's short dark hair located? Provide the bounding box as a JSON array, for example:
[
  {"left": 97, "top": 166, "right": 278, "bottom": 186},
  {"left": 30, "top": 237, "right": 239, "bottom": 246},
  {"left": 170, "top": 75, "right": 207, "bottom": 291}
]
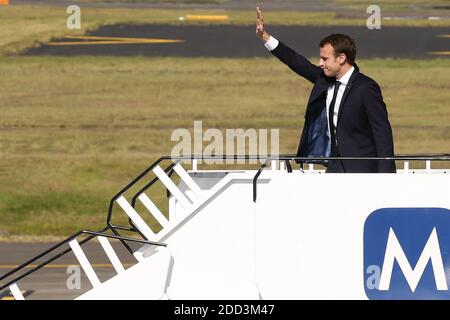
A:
[{"left": 319, "top": 34, "right": 356, "bottom": 65}]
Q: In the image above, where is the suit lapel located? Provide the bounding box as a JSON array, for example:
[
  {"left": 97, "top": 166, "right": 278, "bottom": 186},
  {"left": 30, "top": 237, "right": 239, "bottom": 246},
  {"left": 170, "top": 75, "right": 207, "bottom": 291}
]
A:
[
  {"left": 309, "top": 74, "right": 334, "bottom": 104},
  {"left": 337, "top": 64, "right": 360, "bottom": 124}
]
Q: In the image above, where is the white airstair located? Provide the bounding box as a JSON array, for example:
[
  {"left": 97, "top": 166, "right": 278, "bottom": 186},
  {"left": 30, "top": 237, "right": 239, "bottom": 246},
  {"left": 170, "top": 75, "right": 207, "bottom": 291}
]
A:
[{"left": 1, "top": 154, "right": 449, "bottom": 300}]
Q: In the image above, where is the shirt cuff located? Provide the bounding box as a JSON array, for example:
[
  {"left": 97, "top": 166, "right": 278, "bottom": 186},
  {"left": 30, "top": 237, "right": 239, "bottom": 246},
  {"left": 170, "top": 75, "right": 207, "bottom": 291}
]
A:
[{"left": 264, "top": 36, "right": 279, "bottom": 51}]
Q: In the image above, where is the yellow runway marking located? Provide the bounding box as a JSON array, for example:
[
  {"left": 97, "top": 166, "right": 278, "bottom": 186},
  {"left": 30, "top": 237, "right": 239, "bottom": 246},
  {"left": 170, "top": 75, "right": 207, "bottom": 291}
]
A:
[
  {"left": 0, "top": 263, "right": 134, "bottom": 269},
  {"left": 0, "top": 290, "right": 31, "bottom": 300},
  {"left": 184, "top": 15, "right": 228, "bottom": 22},
  {"left": 431, "top": 35, "right": 450, "bottom": 55},
  {"left": 48, "top": 35, "right": 185, "bottom": 46},
  {"left": 428, "top": 51, "right": 450, "bottom": 55}
]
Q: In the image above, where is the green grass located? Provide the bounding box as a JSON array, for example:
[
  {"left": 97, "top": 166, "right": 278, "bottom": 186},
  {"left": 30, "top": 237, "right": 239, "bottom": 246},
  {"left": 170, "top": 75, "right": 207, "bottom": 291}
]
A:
[
  {"left": 0, "top": 56, "right": 449, "bottom": 236},
  {"left": 1, "top": 5, "right": 449, "bottom": 55}
]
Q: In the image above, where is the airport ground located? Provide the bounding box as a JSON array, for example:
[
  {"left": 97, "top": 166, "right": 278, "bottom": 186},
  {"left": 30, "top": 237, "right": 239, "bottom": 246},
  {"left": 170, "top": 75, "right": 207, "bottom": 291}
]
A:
[{"left": 0, "top": 0, "right": 449, "bottom": 299}]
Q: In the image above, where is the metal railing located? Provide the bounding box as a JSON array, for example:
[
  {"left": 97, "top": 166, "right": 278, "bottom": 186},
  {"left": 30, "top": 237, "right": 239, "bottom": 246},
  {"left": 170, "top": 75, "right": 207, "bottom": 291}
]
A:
[
  {"left": 251, "top": 154, "right": 450, "bottom": 202},
  {"left": 105, "top": 153, "right": 450, "bottom": 235},
  {"left": 106, "top": 155, "right": 296, "bottom": 240},
  {"left": 0, "top": 226, "right": 166, "bottom": 292},
  {"left": 2, "top": 153, "right": 448, "bottom": 296}
]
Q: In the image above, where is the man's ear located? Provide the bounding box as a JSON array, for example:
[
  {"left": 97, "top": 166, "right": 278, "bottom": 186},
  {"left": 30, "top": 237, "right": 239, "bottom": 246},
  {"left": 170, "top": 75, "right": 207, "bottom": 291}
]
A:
[{"left": 338, "top": 53, "right": 347, "bottom": 65}]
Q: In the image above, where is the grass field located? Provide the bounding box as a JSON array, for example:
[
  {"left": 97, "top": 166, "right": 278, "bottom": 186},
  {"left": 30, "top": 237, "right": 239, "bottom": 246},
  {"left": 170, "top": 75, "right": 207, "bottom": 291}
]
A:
[{"left": 0, "top": 56, "right": 449, "bottom": 237}]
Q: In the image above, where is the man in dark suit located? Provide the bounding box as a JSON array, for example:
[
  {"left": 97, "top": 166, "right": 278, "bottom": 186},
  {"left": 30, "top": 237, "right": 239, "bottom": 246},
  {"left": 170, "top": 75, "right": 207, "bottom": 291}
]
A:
[{"left": 256, "top": 6, "right": 396, "bottom": 173}]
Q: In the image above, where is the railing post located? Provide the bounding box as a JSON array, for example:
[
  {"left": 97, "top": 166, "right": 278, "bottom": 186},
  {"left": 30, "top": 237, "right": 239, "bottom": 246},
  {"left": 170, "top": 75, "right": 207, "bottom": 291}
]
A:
[
  {"left": 426, "top": 160, "right": 431, "bottom": 173},
  {"left": 271, "top": 160, "right": 277, "bottom": 171},
  {"left": 117, "top": 196, "right": 156, "bottom": 240},
  {"left": 69, "top": 239, "right": 101, "bottom": 288},
  {"left": 98, "top": 236, "right": 125, "bottom": 274},
  {"left": 153, "top": 166, "right": 193, "bottom": 209}
]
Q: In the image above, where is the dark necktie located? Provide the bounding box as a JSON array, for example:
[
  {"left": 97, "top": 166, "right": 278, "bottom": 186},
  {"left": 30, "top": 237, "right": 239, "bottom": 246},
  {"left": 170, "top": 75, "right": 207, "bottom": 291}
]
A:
[{"left": 328, "top": 81, "right": 341, "bottom": 156}]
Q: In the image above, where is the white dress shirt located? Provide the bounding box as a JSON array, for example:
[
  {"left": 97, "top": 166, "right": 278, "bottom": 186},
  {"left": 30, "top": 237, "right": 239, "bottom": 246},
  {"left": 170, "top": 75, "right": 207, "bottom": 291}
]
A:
[
  {"left": 264, "top": 36, "right": 279, "bottom": 51},
  {"left": 327, "top": 66, "right": 354, "bottom": 129},
  {"left": 264, "top": 35, "right": 355, "bottom": 139}
]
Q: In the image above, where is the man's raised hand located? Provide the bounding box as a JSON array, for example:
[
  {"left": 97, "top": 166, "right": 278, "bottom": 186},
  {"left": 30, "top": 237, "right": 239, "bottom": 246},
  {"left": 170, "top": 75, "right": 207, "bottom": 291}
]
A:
[{"left": 256, "top": 5, "right": 270, "bottom": 42}]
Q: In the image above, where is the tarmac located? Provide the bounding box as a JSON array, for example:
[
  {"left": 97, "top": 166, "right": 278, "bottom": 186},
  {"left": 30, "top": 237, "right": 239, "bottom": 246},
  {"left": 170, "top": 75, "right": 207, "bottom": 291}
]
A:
[{"left": 25, "top": 24, "right": 450, "bottom": 59}]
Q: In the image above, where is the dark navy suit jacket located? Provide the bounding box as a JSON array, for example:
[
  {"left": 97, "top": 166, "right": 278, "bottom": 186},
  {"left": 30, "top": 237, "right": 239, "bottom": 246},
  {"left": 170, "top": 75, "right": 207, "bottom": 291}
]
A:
[{"left": 271, "top": 41, "right": 396, "bottom": 173}]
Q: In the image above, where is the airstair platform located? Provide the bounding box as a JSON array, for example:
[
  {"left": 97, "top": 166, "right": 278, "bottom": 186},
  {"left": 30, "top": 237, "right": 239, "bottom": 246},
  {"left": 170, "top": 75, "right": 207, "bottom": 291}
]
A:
[{"left": 1, "top": 155, "right": 449, "bottom": 300}]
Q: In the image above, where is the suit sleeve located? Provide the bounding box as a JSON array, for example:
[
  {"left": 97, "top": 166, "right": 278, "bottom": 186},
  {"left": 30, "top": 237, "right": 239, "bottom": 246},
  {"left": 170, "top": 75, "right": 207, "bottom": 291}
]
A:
[
  {"left": 363, "top": 80, "right": 396, "bottom": 173},
  {"left": 271, "top": 41, "right": 322, "bottom": 84}
]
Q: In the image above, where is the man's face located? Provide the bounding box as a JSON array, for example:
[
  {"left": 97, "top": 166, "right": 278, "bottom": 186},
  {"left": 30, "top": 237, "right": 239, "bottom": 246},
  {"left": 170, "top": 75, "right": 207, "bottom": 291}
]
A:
[{"left": 319, "top": 43, "right": 345, "bottom": 77}]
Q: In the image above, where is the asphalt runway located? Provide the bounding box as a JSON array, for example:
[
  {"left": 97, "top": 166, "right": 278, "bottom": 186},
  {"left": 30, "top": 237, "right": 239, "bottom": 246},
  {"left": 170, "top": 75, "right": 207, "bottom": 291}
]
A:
[
  {"left": 0, "top": 241, "right": 139, "bottom": 300},
  {"left": 26, "top": 24, "right": 450, "bottom": 59}
]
